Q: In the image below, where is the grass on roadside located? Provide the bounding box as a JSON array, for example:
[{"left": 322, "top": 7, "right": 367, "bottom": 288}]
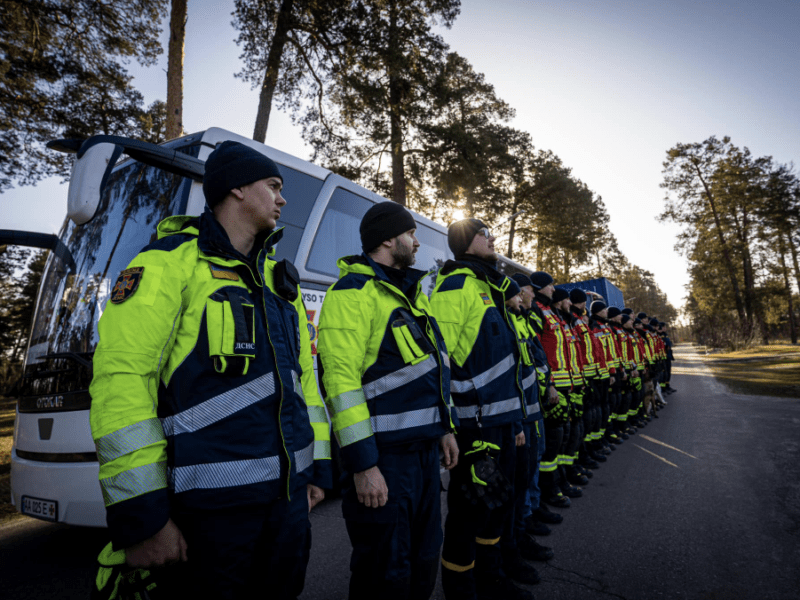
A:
[
  {"left": 704, "top": 354, "right": 800, "bottom": 399},
  {"left": 0, "top": 395, "right": 20, "bottom": 523},
  {"left": 706, "top": 343, "right": 800, "bottom": 360}
]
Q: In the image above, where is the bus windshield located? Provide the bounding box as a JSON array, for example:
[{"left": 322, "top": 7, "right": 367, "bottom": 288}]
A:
[{"left": 23, "top": 146, "right": 199, "bottom": 396}]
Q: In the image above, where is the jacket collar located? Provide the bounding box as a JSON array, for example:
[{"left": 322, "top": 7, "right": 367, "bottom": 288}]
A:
[
  {"left": 195, "top": 209, "right": 283, "bottom": 263},
  {"left": 338, "top": 253, "right": 427, "bottom": 299}
]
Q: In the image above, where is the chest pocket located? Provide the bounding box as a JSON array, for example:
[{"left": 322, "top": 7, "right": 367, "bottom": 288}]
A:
[
  {"left": 206, "top": 288, "right": 256, "bottom": 376},
  {"left": 391, "top": 308, "right": 435, "bottom": 366}
]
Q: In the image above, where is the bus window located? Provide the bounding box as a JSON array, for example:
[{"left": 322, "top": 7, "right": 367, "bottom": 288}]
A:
[
  {"left": 305, "top": 189, "right": 452, "bottom": 284},
  {"left": 272, "top": 165, "right": 324, "bottom": 264},
  {"left": 305, "top": 188, "right": 372, "bottom": 278}
]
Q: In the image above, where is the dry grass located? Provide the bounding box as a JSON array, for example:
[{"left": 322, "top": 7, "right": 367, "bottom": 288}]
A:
[
  {"left": 0, "top": 395, "right": 21, "bottom": 523},
  {"left": 706, "top": 343, "right": 800, "bottom": 360},
  {"left": 703, "top": 350, "right": 800, "bottom": 398}
]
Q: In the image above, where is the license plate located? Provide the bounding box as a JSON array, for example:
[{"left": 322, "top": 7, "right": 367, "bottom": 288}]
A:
[{"left": 21, "top": 496, "right": 58, "bottom": 522}]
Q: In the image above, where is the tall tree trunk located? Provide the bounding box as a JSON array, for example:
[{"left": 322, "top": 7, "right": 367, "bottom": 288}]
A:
[
  {"left": 166, "top": 0, "right": 188, "bottom": 139},
  {"left": 692, "top": 159, "right": 748, "bottom": 327},
  {"left": 387, "top": 0, "right": 406, "bottom": 205},
  {"left": 252, "top": 0, "right": 295, "bottom": 143},
  {"left": 506, "top": 200, "right": 519, "bottom": 259},
  {"left": 780, "top": 234, "right": 798, "bottom": 343},
  {"left": 790, "top": 233, "right": 800, "bottom": 296}
]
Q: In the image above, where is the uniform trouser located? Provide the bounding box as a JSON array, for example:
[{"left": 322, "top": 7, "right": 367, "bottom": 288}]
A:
[
  {"left": 442, "top": 424, "right": 517, "bottom": 600},
  {"left": 608, "top": 381, "right": 623, "bottom": 433},
  {"left": 343, "top": 441, "right": 442, "bottom": 600},
  {"left": 538, "top": 418, "right": 565, "bottom": 500},
  {"left": 527, "top": 415, "right": 546, "bottom": 512},
  {"left": 582, "top": 379, "right": 599, "bottom": 445},
  {"left": 666, "top": 359, "right": 673, "bottom": 385},
  {"left": 564, "top": 416, "right": 584, "bottom": 468},
  {"left": 163, "top": 491, "right": 311, "bottom": 600},
  {"left": 502, "top": 422, "right": 536, "bottom": 556},
  {"left": 617, "top": 389, "right": 632, "bottom": 428},
  {"left": 595, "top": 379, "right": 610, "bottom": 439}
]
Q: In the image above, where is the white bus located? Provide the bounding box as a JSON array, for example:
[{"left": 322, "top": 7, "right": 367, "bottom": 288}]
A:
[{"left": 6, "top": 127, "right": 531, "bottom": 527}]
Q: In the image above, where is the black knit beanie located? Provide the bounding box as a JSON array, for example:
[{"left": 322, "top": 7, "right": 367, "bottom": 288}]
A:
[
  {"left": 634, "top": 318, "right": 642, "bottom": 326},
  {"left": 621, "top": 308, "right": 634, "bottom": 315},
  {"left": 511, "top": 273, "right": 533, "bottom": 290},
  {"left": 552, "top": 288, "right": 569, "bottom": 303},
  {"left": 529, "top": 271, "right": 554, "bottom": 290},
  {"left": 649, "top": 317, "right": 659, "bottom": 327},
  {"left": 504, "top": 278, "right": 521, "bottom": 301},
  {"left": 448, "top": 218, "right": 487, "bottom": 256},
  {"left": 607, "top": 307, "right": 622, "bottom": 319},
  {"left": 360, "top": 202, "right": 417, "bottom": 253},
  {"left": 203, "top": 141, "right": 283, "bottom": 208},
  {"left": 591, "top": 300, "right": 607, "bottom": 315},
  {"left": 621, "top": 314, "right": 631, "bottom": 325},
  {"left": 637, "top": 312, "right": 648, "bottom": 320},
  {"left": 569, "top": 288, "right": 587, "bottom": 304}
]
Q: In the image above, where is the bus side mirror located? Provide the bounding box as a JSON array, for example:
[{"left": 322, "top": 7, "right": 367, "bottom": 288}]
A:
[{"left": 67, "top": 142, "right": 124, "bottom": 225}]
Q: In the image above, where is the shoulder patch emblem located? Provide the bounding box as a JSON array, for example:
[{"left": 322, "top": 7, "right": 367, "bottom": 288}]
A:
[
  {"left": 111, "top": 267, "right": 144, "bottom": 304},
  {"left": 209, "top": 264, "right": 240, "bottom": 281},
  {"left": 480, "top": 293, "right": 492, "bottom": 305}
]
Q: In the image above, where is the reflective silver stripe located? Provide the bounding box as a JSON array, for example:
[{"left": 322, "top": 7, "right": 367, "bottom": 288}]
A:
[
  {"left": 329, "top": 389, "right": 367, "bottom": 413},
  {"left": 306, "top": 405, "right": 328, "bottom": 424},
  {"left": 161, "top": 373, "right": 275, "bottom": 437},
  {"left": 440, "top": 351, "right": 450, "bottom": 368},
  {"left": 522, "top": 373, "right": 537, "bottom": 390},
  {"left": 370, "top": 406, "right": 441, "bottom": 433},
  {"left": 292, "top": 371, "right": 306, "bottom": 404},
  {"left": 536, "top": 366, "right": 549, "bottom": 375},
  {"left": 101, "top": 461, "right": 167, "bottom": 506},
  {"left": 294, "top": 441, "right": 314, "bottom": 474},
  {"left": 169, "top": 456, "right": 281, "bottom": 494},
  {"left": 454, "top": 397, "right": 522, "bottom": 420},
  {"left": 336, "top": 419, "right": 374, "bottom": 447},
  {"left": 362, "top": 354, "right": 437, "bottom": 399},
  {"left": 95, "top": 418, "right": 165, "bottom": 466},
  {"left": 526, "top": 401, "right": 541, "bottom": 417},
  {"left": 451, "top": 353, "right": 516, "bottom": 394},
  {"left": 314, "top": 439, "right": 331, "bottom": 460}
]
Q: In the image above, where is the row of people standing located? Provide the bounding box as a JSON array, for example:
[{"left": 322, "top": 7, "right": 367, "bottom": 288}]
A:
[
  {"left": 89, "top": 137, "right": 675, "bottom": 600},
  {"left": 318, "top": 209, "right": 676, "bottom": 600}
]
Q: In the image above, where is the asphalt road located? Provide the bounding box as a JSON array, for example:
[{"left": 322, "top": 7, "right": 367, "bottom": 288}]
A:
[{"left": 2, "top": 345, "right": 799, "bottom": 599}]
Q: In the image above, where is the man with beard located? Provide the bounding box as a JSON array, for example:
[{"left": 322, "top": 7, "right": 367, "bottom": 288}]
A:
[
  {"left": 318, "top": 202, "right": 459, "bottom": 600},
  {"left": 430, "top": 219, "right": 530, "bottom": 600}
]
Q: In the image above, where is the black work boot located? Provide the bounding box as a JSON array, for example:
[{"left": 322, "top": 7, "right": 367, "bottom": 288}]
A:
[
  {"left": 519, "top": 532, "right": 555, "bottom": 562},
  {"left": 532, "top": 505, "right": 563, "bottom": 524},
  {"left": 503, "top": 552, "right": 541, "bottom": 585}
]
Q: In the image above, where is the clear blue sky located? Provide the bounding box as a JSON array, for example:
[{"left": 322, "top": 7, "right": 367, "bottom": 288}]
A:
[{"left": 4, "top": 0, "right": 799, "bottom": 312}]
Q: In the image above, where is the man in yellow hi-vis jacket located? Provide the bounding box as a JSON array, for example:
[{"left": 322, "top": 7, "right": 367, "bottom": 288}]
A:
[
  {"left": 89, "top": 141, "right": 331, "bottom": 600},
  {"left": 318, "top": 202, "right": 458, "bottom": 600}
]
